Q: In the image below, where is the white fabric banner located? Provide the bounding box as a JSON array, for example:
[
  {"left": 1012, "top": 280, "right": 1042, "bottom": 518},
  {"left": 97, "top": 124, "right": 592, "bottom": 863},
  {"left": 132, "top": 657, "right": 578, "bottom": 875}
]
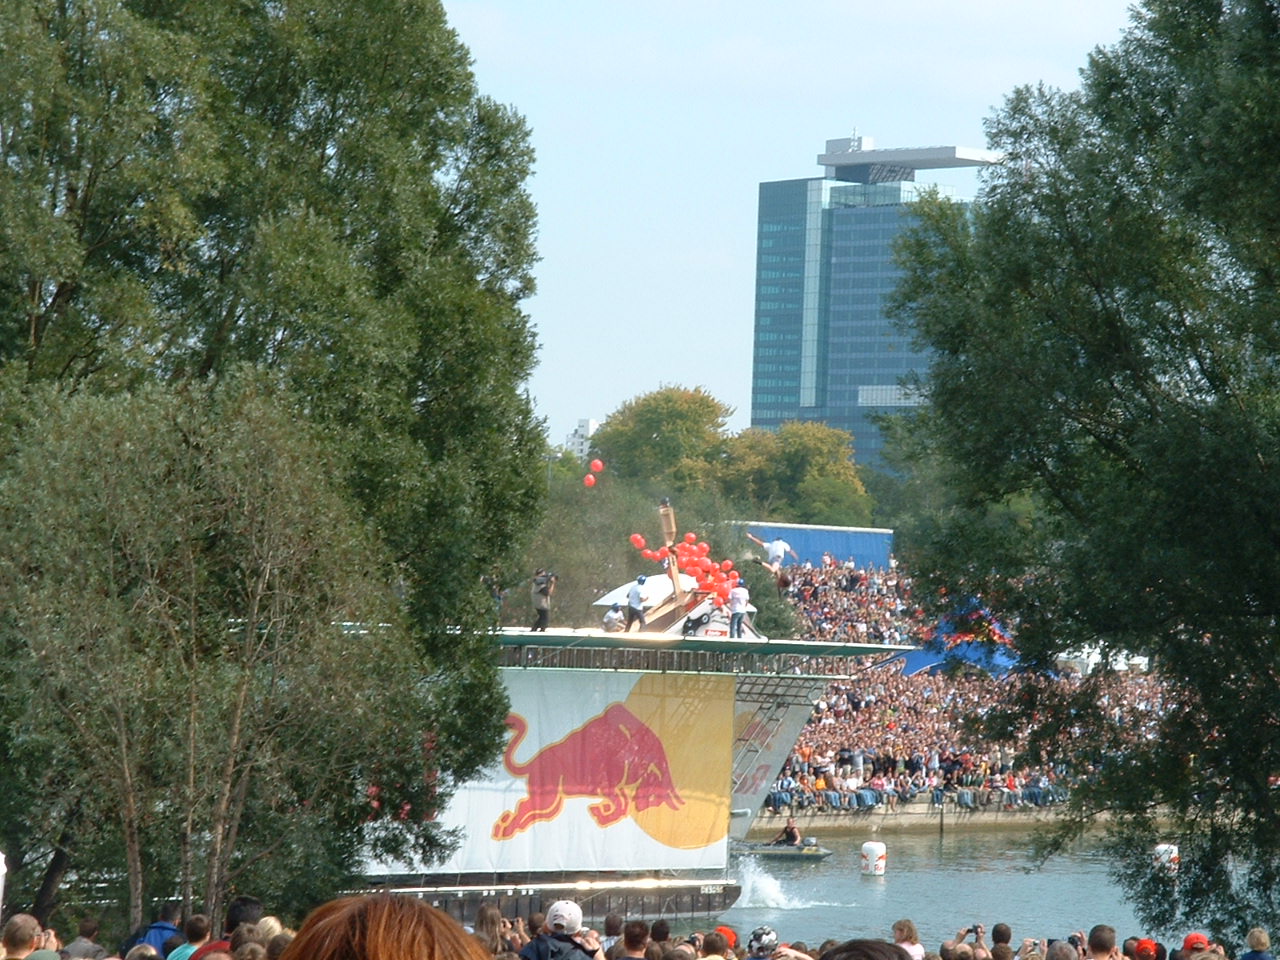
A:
[{"left": 429, "top": 669, "right": 732, "bottom": 873}]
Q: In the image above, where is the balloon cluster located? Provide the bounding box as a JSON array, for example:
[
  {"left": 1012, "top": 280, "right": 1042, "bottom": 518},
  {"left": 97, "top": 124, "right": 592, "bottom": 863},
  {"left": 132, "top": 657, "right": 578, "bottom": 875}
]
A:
[
  {"left": 627, "top": 530, "right": 741, "bottom": 607},
  {"left": 583, "top": 458, "right": 605, "bottom": 487}
]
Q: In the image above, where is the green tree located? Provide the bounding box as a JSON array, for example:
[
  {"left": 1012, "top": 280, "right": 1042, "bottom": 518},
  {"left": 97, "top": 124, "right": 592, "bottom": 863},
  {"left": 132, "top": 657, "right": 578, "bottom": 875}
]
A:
[
  {"left": 0, "top": 0, "right": 540, "bottom": 924},
  {"left": 1, "top": 378, "right": 470, "bottom": 927},
  {"left": 720, "top": 422, "right": 871, "bottom": 525},
  {"left": 892, "top": 0, "right": 1280, "bottom": 936},
  {"left": 0, "top": 0, "right": 542, "bottom": 627},
  {"left": 590, "top": 386, "right": 732, "bottom": 485}
]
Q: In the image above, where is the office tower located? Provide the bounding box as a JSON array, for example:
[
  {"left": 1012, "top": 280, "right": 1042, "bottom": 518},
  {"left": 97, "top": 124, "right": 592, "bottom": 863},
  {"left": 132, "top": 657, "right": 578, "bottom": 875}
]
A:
[
  {"left": 564, "top": 418, "right": 598, "bottom": 459},
  {"left": 751, "top": 136, "right": 997, "bottom": 469}
]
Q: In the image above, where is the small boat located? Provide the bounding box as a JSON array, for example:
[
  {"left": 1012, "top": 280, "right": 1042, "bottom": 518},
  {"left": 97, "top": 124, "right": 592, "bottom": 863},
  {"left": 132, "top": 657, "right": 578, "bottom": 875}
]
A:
[{"left": 731, "top": 838, "right": 833, "bottom": 861}]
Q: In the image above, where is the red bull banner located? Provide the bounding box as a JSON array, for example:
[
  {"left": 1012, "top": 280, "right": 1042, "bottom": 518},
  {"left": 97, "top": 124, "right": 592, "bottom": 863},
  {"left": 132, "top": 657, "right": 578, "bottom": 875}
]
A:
[{"left": 430, "top": 669, "right": 733, "bottom": 873}]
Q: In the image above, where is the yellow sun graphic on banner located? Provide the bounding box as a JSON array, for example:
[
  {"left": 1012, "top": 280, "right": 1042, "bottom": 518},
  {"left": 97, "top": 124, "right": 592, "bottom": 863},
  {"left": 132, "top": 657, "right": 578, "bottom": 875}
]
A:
[{"left": 623, "top": 672, "right": 733, "bottom": 849}]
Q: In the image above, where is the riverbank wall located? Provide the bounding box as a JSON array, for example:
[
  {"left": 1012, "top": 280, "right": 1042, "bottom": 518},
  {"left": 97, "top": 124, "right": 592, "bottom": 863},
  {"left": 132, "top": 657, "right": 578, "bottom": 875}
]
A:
[{"left": 745, "top": 800, "right": 1064, "bottom": 839}]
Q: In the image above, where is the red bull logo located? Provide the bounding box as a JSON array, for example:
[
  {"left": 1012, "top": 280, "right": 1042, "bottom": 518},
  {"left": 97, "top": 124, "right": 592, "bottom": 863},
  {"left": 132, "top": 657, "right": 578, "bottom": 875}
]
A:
[{"left": 493, "top": 703, "right": 685, "bottom": 840}]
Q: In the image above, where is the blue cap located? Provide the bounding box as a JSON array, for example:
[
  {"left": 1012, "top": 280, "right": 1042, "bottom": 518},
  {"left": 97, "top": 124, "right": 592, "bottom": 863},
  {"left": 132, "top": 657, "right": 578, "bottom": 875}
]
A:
[{"left": 636, "top": 575, "right": 646, "bottom": 584}]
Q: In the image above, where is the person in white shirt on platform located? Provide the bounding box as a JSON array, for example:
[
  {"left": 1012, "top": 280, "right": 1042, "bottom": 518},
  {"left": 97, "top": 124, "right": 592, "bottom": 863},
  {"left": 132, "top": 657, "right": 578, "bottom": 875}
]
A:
[
  {"left": 728, "top": 582, "right": 750, "bottom": 638},
  {"left": 626, "top": 576, "right": 649, "bottom": 631},
  {"left": 602, "top": 603, "right": 625, "bottom": 632}
]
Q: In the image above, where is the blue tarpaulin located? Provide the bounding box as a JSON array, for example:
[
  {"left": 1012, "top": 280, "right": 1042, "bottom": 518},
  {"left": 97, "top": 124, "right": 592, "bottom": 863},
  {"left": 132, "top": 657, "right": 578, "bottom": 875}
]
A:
[
  {"left": 885, "top": 640, "right": 1020, "bottom": 677},
  {"left": 882, "top": 598, "right": 1020, "bottom": 677}
]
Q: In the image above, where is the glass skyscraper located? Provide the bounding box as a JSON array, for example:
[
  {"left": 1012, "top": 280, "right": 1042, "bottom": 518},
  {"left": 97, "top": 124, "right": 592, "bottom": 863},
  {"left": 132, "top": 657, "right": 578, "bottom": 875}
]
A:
[{"left": 750, "top": 137, "right": 997, "bottom": 468}]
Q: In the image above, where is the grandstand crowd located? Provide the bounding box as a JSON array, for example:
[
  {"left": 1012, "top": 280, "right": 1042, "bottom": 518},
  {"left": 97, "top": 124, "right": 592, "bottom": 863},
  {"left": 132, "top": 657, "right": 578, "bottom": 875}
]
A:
[{"left": 766, "top": 557, "right": 1166, "bottom": 815}]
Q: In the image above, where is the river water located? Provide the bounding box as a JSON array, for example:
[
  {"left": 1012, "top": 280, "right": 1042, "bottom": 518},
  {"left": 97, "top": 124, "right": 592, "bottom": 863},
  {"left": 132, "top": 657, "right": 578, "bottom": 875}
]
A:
[{"left": 717, "top": 830, "right": 1149, "bottom": 949}]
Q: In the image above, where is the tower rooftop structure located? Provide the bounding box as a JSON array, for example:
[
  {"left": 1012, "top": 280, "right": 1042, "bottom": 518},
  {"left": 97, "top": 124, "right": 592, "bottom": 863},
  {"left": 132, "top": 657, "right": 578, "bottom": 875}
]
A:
[
  {"left": 751, "top": 133, "right": 1001, "bottom": 468},
  {"left": 818, "top": 136, "right": 1001, "bottom": 183}
]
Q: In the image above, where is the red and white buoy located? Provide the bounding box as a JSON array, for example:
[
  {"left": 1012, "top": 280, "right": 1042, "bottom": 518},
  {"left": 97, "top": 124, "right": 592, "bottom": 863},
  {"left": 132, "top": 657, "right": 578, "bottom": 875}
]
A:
[{"left": 861, "top": 840, "right": 887, "bottom": 876}]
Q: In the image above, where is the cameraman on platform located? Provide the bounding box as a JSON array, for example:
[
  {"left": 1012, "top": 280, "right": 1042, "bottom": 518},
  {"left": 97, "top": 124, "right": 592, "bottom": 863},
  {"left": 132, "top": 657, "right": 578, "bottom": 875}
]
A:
[{"left": 531, "top": 569, "right": 556, "bottom": 632}]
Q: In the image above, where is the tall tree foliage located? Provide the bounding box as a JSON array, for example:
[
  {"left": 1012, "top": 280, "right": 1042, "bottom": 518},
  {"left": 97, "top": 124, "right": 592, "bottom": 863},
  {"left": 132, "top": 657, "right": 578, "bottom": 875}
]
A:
[
  {"left": 0, "top": 0, "right": 541, "bottom": 923},
  {"left": 590, "top": 386, "right": 870, "bottom": 525},
  {"left": 0, "top": 0, "right": 542, "bottom": 634},
  {"left": 720, "top": 423, "right": 871, "bottom": 526},
  {"left": 1, "top": 379, "right": 469, "bottom": 926},
  {"left": 590, "top": 386, "right": 732, "bottom": 485},
  {"left": 892, "top": 0, "right": 1280, "bottom": 936}
]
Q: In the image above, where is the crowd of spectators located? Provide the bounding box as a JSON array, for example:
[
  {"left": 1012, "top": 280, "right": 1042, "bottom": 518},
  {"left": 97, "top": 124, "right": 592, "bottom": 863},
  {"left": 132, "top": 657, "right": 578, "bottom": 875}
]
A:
[
  {"left": 6, "top": 893, "right": 1266, "bottom": 960},
  {"left": 0, "top": 900, "right": 291, "bottom": 960},
  {"left": 785, "top": 555, "right": 926, "bottom": 647},
  {"left": 767, "top": 560, "right": 1169, "bottom": 815},
  {"left": 481, "top": 901, "right": 1269, "bottom": 960}
]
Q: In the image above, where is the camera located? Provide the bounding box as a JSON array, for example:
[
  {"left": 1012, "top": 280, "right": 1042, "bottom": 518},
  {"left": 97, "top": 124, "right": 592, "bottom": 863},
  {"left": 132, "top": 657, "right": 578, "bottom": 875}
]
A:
[
  {"left": 1068, "top": 936, "right": 1083, "bottom": 950},
  {"left": 969, "top": 927, "right": 979, "bottom": 936}
]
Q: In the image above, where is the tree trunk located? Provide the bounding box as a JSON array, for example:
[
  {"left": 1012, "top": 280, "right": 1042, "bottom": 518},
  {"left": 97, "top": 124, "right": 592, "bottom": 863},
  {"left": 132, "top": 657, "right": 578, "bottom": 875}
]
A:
[
  {"left": 30, "top": 806, "right": 79, "bottom": 923},
  {"left": 115, "top": 705, "right": 146, "bottom": 930},
  {"left": 180, "top": 692, "right": 198, "bottom": 914},
  {"left": 204, "top": 671, "right": 251, "bottom": 925}
]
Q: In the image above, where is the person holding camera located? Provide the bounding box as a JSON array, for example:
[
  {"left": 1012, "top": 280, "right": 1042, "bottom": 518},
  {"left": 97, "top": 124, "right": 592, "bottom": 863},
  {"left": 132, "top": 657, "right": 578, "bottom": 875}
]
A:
[
  {"left": 952, "top": 924, "right": 991, "bottom": 960},
  {"left": 530, "top": 569, "right": 556, "bottom": 632},
  {"left": 1082, "top": 926, "right": 1120, "bottom": 960}
]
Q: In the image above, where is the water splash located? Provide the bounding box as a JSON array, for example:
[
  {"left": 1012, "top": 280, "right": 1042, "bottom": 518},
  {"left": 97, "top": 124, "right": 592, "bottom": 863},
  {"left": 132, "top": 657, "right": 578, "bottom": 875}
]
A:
[{"left": 734, "top": 857, "right": 809, "bottom": 909}]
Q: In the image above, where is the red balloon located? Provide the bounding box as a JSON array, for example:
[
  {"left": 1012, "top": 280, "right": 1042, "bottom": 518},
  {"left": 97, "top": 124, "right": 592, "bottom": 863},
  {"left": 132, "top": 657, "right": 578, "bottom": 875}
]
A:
[
  {"left": 590, "top": 458, "right": 604, "bottom": 473},
  {"left": 683, "top": 532, "right": 697, "bottom": 544},
  {"left": 720, "top": 559, "right": 734, "bottom": 572},
  {"left": 583, "top": 474, "right": 596, "bottom": 487},
  {"left": 712, "top": 595, "right": 725, "bottom": 607},
  {"left": 657, "top": 546, "right": 669, "bottom": 559},
  {"left": 696, "top": 542, "right": 710, "bottom": 557},
  {"left": 630, "top": 533, "right": 646, "bottom": 549}
]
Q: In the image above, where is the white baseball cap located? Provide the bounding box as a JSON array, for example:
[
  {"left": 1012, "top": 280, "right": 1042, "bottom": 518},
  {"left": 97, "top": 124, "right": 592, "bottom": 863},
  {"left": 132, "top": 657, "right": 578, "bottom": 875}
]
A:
[{"left": 545, "top": 900, "right": 583, "bottom": 935}]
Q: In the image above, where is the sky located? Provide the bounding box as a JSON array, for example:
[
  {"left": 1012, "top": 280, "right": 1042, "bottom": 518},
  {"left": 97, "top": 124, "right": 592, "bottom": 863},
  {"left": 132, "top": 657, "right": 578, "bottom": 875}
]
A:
[{"left": 440, "top": 1, "right": 1139, "bottom": 447}]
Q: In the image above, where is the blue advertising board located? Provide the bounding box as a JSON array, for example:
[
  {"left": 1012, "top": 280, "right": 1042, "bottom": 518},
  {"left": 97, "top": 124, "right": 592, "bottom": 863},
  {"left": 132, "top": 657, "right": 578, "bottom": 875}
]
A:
[{"left": 729, "top": 521, "right": 894, "bottom": 569}]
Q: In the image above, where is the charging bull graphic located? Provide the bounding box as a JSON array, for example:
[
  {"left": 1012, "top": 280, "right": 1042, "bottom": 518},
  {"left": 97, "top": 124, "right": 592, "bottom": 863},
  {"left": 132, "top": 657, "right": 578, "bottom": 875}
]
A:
[{"left": 492, "top": 703, "right": 685, "bottom": 840}]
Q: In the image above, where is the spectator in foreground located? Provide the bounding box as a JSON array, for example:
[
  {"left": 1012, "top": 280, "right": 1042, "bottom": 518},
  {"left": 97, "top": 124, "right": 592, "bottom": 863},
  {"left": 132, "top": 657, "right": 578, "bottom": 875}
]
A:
[
  {"left": 65, "top": 919, "right": 108, "bottom": 960},
  {"left": 894, "top": 921, "right": 926, "bottom": 960},
  {"left": 1241, "top": 930, "right": 1273, "bottom": 960},
  {"left": 617, "top": 921, "right": 649, "bottom": 959},
  {"left": 192, "top": 897, "right": 264, "bottom": 960},
  {"left": 168, "top": 916, "right": 211, "bottom": 960},
  {"left": 4, "top": 916, "right": 43, "bottom": 960},
  {"left": 29, "top": 929, "right": 63, "bottom": 960},
  {"left": 815, "top": 943, "right": 914, "bottom": 960},
  {"left": 279, "top": 894, "right": 488, "bottom": 960},
  {"left": 143, "top": 904, "right": 182, "bottom": 953},
  {"left": 519, "top": 900, "right": 602, "bottom": 960}
]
